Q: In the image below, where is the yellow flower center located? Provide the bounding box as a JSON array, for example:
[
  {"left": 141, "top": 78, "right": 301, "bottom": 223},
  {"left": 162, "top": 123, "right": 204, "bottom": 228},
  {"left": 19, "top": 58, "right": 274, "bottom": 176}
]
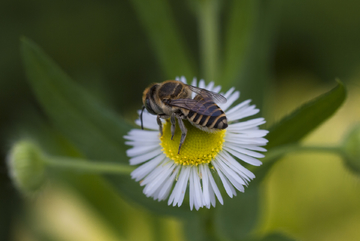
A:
[{"left": 160, "top": 120, "right": 226, "bottom": 166}]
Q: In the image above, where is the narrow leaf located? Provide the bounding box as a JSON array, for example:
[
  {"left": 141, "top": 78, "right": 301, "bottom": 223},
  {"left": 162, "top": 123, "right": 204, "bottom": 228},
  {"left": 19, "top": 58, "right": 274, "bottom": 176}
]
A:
[
  {"left": 130, "top": 0, "right": 196, "bottom": 78},
  {"left": 196, "top": 0, "right": 220, "bottom": 82},
  {"left": 21, "top": 37, "right": 130, "bottom": 161},
  {"left": 253, "top": 80, "right": 347, "bottom": 183},
  {"left": 221, "top": 0, "right": 257, "bottom": 88},
  {"left": 233, "top": 0, "right": 283, "bottom": 107},
  {"left": 267, "top": 80, "right": 346, "bottom": 149}
]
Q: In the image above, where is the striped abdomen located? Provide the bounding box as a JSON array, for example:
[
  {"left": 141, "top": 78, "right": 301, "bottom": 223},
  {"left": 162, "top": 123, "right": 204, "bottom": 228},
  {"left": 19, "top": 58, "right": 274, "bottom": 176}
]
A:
[{"left": 183, "top": 97, "right": 228, "bottom": 130}]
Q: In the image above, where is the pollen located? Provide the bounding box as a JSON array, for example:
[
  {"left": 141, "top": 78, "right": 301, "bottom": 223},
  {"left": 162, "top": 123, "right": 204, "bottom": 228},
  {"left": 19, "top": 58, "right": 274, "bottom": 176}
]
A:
[{"left": 160, "top": 120, "right": 226, "bottom": 166}]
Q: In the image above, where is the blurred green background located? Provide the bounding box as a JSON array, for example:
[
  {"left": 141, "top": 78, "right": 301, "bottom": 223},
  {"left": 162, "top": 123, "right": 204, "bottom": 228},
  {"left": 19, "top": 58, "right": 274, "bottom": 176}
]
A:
[{"left": 1, "top": 0, "right": 360, "bottom": 240}]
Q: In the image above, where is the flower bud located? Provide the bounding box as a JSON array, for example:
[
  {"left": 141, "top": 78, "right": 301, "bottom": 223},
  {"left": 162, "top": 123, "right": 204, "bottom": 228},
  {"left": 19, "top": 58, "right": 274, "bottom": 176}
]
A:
[
  {"left": 342, "top": 124, "right": 360, "bottom": 175},
  {"left": 7, "top": 141, "right": 46, "bottom": 194}
]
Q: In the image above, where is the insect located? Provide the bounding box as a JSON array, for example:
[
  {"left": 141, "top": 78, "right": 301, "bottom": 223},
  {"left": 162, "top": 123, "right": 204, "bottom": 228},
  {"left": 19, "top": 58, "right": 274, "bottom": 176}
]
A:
[{"left": 140, "top": 80, "right": 228, "bottom": 154}]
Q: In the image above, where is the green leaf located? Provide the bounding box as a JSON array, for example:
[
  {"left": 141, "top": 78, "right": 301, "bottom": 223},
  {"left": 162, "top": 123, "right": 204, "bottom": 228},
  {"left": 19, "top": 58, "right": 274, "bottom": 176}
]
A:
[
  {"left": 195, "top": 0, "right": 220, "bottom": 82},
  {"left": 233, "top": 0, "right": 283, "bottom": 107},
  {"left": 129, "top": 0, "right": 196, "bottom": 79},
  {"left": 21, "top": 37, "right": 193, "bottom": 216},
  {"left": 21, "top": 37, "right": 130, "bottom": 161},
  {"left": 214, "top": 185, "right": 259, "bottom": 241},
  {"left": 221, "top": 0, "right": 258, "bottom": 88},
  {"left": 267, "top": 80, "right": 346, "bottom": 149},
  {"left": 253, "top": 80, "right": 347, "bottom": 183}
]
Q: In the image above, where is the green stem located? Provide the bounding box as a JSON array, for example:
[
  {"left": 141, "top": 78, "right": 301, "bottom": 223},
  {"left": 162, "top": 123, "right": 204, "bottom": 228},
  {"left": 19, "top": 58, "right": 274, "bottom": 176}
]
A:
[
  {"left": 203, "top": 208, "right": 220, "bottom": 241},
  {"left": 263, "top": 144, "right": 343, "bottom": 162},
  {"left": 198, "top": 0, "right": 220, "bottom": 81},
  {"left": 44, "top": 156, "right": 135, "bottom": 174}
]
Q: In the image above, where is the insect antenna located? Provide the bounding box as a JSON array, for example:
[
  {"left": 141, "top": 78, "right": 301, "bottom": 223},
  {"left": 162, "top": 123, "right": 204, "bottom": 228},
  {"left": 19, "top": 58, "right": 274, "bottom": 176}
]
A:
[{"left": 140, "top": 105, "right": 146, "bottom": 130}]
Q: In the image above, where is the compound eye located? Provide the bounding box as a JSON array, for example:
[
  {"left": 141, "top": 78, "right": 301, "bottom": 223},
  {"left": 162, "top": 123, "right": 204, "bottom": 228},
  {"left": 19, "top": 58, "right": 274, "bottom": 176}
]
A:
[{"left": 145, "top": 98, "right": 157, "bottom": 115}]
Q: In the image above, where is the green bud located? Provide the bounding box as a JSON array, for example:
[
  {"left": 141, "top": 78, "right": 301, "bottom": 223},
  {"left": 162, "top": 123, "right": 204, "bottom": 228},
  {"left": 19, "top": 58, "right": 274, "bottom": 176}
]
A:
[
  {"left": 7, "top": 141, "right": 46, "bottom": 195},
  {"left": 341, "top": 124, "right": 360, "bottom": 175}
]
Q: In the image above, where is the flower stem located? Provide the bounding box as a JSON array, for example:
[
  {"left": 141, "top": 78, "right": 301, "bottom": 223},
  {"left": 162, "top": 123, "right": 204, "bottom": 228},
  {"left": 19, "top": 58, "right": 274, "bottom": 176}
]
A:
[
  {"left": 263, "top": 144, "right": 344, "bottom": 162},
  {"left": 203, "top": 208, "right": 220, "bottom": 241},
  {"left": 198, "top": 0, "right": 220, "bottom": 81},
  {"left": 44, "top": 156, "right": 134, "bottom": 174}
]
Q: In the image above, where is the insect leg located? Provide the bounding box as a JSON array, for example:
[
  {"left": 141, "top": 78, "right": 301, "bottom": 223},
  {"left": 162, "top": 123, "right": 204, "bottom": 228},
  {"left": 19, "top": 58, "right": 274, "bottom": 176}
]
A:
[
  {"left": 157, "top": 115, "right": 163, "bottom": 136},
  {"left": 170, "top": 113, "right": 176, "bottom": 140},
  {"left": 140, "top": 106, "right": 145, "bottom": 130},
  {"left": 176, "top": 115, "right": 187, "bottom": 154}
]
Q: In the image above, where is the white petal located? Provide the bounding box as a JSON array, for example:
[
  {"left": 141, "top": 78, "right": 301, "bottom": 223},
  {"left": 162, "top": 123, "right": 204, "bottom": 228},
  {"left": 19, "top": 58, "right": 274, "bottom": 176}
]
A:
[
  {"left": 189, "top": 170, "right": 194, "bottom": 210},
  {"left": 125, "top": 140, "right": 158, "bottom": 146},
  {"left": 131, "top": 154, "right": 166, "bottom": 180},
  {"left": 230, "top": 130, "right": 269, "bottom": 138},
  {"left": 157, "top": 166, "right": 180, "bottom": 200},
  {"left": 191, "top": 77, "right": 197, "bottom": 87},
  {"left": 129, "top": 148, "right": 163, "bottom": 165},
  {"left": 223, "top": 146, "right": 262, "bottom": 166},
  {"left": 225, "top": 133, "right": 268, "bottom": 145},
  {"left": 143, "top": 163, "right": 176, "bottom": 196},
  {"left": 141, "top": 161, "right": 171, "bottom": 186},
  {"left": 205, "top": 166, "right": 223, "bottom": 205},
  {"left": 227, "top": 106, "right": 259, "bottom": 122},
  {"left": 232, "top": 144, "right": 267, "bottom": 152},
  {"left": 191, "top": 77, "right": 198, "bottom": 98},
  {"left": 189, "top": 167, "right": 203, "bottom": 210},
  {"left": 199, "top": 165, "right": 210, "bottom": 208},
  {"left": 143, "top": 166, "right": 171, "bottom": 196},
  {"left": 212, "top": 85, "right": 222, "bottom": 93},
  {"left": 220, "top": 91, "right": 240, "bottom": 111},
  {"left": 124, "top": 129, "right": 158, "bottom": 142},
  {"left": 227, "top": 118, "right": 266, "bottom": 131},
  {"left": 220, "top": 151, "right": 255, "bottom": 180},
  {"left": 135, "top": 119, "right": 159, "bottom": 130},
  {"left": 208, "top": 182, "right": 216, "bottom": 208},
  {"left": 176, "top": 167, "right": 191, "bottom": 207},
  {"left": 206, "top": 81, "right": 214, "bottom": 91},
  {"left": 168, "top": 166, "right": 190, "bottom": 207},
  {"left": 225, "top": 100, "right": 252, "bottom": 116},
  {"left": 199, "top": 79, "right": 206, "bottom": 89},
  {"left": 217, "top": 154, "right": 247, "bottom": 185},
  {"left": 213, "top": 161, "right": 237, "bottom": 198},
  {"left": 180, "top": 76, "right": 187, "bottom": 84},
  {"left": 126, "top": 144, "right": 160, "bottom": 157},
  {"left": 214, "top": 156, "right": 245, "bottom": 191},
  {"left": 224, "top": 144, "right": 265, "bottom": 158},
  {"left": 222, "top": 87, "right": 235, "bottom": 99},
  {"left": 135, "top": 110, "right": 160, "bottom": 130}
]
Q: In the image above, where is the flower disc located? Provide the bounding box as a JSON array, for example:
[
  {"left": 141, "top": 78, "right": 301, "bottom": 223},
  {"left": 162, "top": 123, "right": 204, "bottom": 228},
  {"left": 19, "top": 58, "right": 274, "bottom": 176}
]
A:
[{"left": 160, "top": 120, "right": 226, "bottom": 166}]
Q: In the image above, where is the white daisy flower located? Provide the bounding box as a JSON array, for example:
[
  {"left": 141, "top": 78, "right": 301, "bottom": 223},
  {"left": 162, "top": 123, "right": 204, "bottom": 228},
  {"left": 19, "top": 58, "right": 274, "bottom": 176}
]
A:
[{"left": 124, "top": 77, "right": 268, "bottom": 210}]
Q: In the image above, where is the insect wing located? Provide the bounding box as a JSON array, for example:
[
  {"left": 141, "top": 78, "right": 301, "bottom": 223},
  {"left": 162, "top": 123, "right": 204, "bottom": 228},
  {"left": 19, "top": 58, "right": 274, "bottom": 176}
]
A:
[
  {"left": 186, "top": 85, "right": 227, "bottom": 104},
  {"left": 168, "top": 99, "right": 218, "bottom": 116}
]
